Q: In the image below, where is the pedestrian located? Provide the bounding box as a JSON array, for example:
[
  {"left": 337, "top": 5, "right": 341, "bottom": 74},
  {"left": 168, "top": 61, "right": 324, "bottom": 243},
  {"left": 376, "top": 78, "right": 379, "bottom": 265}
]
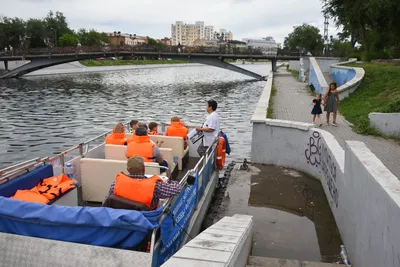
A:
[
  {"left": 195, "top": 99, "right": 220, "bottom": 156},
  {"left": 323, "top": 82, "right": 340, "bottom": 126},
  {"left": 311, "top": 93, "right": 323, "bottom": 127}
]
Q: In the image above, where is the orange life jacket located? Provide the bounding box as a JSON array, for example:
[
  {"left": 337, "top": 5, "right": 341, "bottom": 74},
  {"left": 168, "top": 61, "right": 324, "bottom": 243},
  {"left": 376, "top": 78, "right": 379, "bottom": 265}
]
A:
[
  {"left": 148, "top": 130, "right": 160, "bottom": 135},
  {"left": 113, "top": 173, "right": 163, "bottom": 208},
  {"left": 11, "top": 174, "right": 76, "bottom": 204},
  {"left": 126, "top": 132, "right": 137, "bottom": 144},
  {"left": 105, "top": 131, "right": 127, "bottom": 145},
  {"left": 11, "top": 190, "right": 49, "bottom": 204},
  {"left": 126, "top": 135, "right": 154, "bottom": 161},
  {"left": 165, "top": 121, "right": 188, "bottom": 140}
]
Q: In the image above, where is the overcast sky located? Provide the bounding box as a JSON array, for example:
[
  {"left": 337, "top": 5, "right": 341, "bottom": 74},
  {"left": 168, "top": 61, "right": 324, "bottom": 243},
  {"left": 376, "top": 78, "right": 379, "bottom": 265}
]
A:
[{"left": 0, "top": 0, "right": 338, "bottom": 44}]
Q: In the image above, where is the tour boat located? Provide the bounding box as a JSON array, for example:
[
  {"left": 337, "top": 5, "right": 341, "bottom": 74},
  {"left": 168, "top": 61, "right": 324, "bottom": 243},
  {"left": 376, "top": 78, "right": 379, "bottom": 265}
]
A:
[{"left": 0, "top": 123, "right": 224, "bottom": 267}]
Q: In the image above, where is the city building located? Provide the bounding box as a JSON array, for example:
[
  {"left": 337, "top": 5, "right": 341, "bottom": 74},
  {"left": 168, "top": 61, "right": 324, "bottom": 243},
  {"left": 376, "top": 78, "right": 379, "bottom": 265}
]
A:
[
  {"left": 204, "top": 26, "right": 214, "bottom": 40},
  {"left": 171, "top": 21, "right": 233, "bottom": 46},
  {"left": 215, "top": 29, "right": 233, "bottom": 42},
  {"left": 107, "top": 33, "right": 148, "bottom": 46},
  {"left": 158, "top": 37, "right": 172, "bottom": 46},
  {"left": 242, "top": 36, "right": 278, "bottom": 55}
]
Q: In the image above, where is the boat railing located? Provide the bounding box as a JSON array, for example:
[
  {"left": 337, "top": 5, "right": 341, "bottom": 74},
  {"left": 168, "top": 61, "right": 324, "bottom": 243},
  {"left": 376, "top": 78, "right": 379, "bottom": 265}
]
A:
[
  {"left": 149, "top": 135, "right": 219, "bottom": 262},
  {"left": 0, "top": 157, "right": 45, "bottom": 185}
]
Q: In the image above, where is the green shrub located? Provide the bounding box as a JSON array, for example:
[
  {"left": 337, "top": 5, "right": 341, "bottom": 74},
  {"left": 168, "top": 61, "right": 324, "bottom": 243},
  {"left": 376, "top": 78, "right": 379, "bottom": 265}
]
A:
[
  {"left": 354, "top": 117, "right": 380, "bottom": 135},
  {"left": 380, "top": 98, "right": 400, "bottom": 113}
]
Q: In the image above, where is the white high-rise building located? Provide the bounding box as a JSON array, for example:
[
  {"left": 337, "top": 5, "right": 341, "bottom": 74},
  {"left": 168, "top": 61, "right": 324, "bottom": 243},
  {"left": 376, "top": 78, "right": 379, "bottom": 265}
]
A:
[
  {"left": 204, "top": 26, "right": 214, "bottom": 40},
  {"left": 171, "top": 21, "right": 233, "bottom": 46}
]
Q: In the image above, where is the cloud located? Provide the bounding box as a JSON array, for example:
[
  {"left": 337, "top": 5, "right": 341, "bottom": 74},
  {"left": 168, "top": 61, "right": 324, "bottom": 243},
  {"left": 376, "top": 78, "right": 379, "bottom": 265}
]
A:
[{"left": 0, "top": 0, "right": 338, "bottom": 43}]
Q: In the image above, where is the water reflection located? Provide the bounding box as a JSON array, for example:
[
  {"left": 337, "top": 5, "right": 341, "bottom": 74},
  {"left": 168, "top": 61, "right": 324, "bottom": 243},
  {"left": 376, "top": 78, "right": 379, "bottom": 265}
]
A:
[
  {"left": 0, "top": 63, "right": 270, "bottom": 168},
  {"left": 216, "top": 164, "right": 342, "bottom": 263}
]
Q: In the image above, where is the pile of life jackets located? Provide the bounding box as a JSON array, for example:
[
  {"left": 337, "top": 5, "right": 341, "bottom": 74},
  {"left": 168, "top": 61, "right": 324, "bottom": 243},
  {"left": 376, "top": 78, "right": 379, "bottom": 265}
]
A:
[{"left": 11, "top": 174, "right": 77, "bottom": 204}]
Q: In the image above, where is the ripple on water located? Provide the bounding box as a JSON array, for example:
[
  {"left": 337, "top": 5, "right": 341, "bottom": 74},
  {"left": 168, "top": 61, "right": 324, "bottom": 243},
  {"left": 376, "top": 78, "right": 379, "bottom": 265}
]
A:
[{"left": 0, "top": 63, "right": 271, "bottom": 168}]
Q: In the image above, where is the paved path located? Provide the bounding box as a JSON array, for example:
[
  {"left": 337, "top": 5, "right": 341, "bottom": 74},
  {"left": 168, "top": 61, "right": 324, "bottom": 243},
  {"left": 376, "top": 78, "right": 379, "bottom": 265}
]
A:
[{"left": 273, "top": 68, "right": 400, "bottom": 179}]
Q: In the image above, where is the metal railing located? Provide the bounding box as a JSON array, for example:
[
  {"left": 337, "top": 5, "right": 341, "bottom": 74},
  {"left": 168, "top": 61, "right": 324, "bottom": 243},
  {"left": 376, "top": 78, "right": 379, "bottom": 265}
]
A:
[
  {"left": 149, "top": 134, "right": 219, "bottom": 261},
  {"left": 1, "top": 45, "right": 268, "bottom": 57}
]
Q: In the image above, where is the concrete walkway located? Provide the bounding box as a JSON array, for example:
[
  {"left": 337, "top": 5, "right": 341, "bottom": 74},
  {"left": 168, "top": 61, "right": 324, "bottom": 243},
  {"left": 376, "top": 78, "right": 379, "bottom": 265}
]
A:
[{"left": 273, "top": 68, "right": 400, "bottom": 179}]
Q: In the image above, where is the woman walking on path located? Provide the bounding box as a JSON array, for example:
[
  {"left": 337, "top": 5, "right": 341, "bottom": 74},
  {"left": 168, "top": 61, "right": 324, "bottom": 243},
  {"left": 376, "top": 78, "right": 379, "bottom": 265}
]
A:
[{"left": 323, "top": 82, "right": 340, "bottom": 126}]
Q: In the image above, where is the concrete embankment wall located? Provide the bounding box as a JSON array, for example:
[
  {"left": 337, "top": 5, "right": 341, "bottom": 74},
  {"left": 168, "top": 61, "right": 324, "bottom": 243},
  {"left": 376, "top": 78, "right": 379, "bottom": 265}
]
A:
[
  {"left": 289, "top": 57, "right": 339, "bottom": 73},
  {"left": 0, "top": 60, "right": 30, "bottom": 70},
  {"left": 309, "top": 57, "right": 329, "bottom": 94},
  {"left": 329, "top": 59, "right": 365, "bottom": 101},
  {"left": 251, "top": 72, "right": 400, "bottom": 267},
  {"left": 369, "top": 113, "right": 400, "bottom": 136}
]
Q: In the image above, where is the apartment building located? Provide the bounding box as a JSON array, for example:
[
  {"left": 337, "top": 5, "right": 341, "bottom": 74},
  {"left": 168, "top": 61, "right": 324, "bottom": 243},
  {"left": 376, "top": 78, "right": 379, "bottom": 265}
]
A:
[
  {"left": 215, "top": 29, "right": 233, "bottom": 42},
  {"left": 171, "top": 21, "right": 233, "bottom": 46}
]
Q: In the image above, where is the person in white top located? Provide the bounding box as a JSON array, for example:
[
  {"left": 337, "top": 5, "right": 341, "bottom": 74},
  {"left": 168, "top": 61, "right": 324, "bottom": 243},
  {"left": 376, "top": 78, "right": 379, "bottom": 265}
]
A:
[{"left": 196, "top": 100, "right": 220, "bottom": 155}]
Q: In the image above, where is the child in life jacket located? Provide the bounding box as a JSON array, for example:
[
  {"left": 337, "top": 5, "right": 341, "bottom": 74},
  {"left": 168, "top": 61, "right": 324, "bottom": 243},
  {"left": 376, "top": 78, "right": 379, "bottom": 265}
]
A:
[{"left": 148, "top": 122, "right": 160, "bottom": 135}]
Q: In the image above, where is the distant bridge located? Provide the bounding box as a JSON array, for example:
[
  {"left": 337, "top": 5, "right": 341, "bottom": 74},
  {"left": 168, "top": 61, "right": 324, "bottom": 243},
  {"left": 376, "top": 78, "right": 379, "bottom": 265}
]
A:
[{"left": 0, "top": 46, "right": 301, "bottom": 79}]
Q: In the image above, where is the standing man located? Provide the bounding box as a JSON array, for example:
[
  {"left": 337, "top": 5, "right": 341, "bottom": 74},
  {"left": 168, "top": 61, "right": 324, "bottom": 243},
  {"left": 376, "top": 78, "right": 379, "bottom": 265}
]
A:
[{"left": 196, "top": 99, "right": 220, "bottom": 156}]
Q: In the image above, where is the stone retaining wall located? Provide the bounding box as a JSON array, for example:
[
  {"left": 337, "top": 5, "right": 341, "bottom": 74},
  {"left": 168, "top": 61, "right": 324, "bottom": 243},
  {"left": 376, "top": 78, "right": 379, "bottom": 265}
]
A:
[
  {"left": 330, "top": 59, "right": 365, "bottom": 100},
  {"left": 309, "top": 57, "right": 329, "bottom": 94},
  {"left": 369, "top": 113, "right": 400, "bottom": 136}
]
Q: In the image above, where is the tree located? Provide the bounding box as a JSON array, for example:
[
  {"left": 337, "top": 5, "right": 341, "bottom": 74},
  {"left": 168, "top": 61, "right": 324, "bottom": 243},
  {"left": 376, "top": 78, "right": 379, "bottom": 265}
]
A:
[
  {"left": 283, "top": 24, "right": 324, "bottom": 55},
  {"left": 323, "top": 0, "right": 400, "bottom": 55},
  {"left": 147, "top": 37, "right": 159, "bottom": 46},
  {"left": 0, "top": 17, "right": 26, "bottom": 49},
  {"left": 26, "top": 19, "right": 47, "bottom": 48},
  {"left": 45, "top": 10, "right": 72, "bottom": 46},
  {"left": 99, "top": 32, "right": 110, "bottom": 44},
  {"left": 58, "top": 33, "right": 78, "bottom": 47}
]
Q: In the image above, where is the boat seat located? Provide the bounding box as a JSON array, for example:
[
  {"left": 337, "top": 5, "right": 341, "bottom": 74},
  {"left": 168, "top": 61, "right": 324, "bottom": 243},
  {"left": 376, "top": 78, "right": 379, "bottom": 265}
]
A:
[
  {"left": 80, "top": 158, "right": 164, "bottom": 203},
  {"left": 104, "top": 144, "right": 176, "bottom": 172},
  {"left": 103, "top": 194, "right": 149, "bottom": 211},
  {"left": 149, "top": 136, "right": 189, "bottom": 170}
]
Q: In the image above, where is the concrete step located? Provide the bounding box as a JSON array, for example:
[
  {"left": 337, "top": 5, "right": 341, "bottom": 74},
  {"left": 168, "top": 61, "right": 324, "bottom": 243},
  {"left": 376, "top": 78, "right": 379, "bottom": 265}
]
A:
[{"left": 248, "top": 256, "right": 349, "bottom": 267}]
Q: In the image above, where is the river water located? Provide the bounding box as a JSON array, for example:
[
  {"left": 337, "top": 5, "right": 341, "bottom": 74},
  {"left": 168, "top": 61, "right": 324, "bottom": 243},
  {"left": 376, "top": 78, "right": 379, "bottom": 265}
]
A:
[{"left": 0, "top": 63, "right": 270, "bottom": 169}]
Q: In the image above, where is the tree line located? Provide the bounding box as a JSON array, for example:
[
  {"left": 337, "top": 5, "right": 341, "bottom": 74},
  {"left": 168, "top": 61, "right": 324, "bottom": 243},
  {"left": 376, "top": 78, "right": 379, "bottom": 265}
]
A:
[
  {"left": 0, "top": 11, "right": 110, "bottom": 50},
  {"left": 280, "top": 0, "right": 400, "bottom": 60}
]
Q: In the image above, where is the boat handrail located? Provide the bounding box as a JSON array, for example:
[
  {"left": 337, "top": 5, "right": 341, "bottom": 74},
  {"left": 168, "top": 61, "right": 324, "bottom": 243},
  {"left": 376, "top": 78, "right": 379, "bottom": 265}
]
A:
[
  {"left": 149, "top": 135, "right": 219, "bottom": 257},
  {"left": 0, "top": 157, "right": 42, "bottom": 176},
  {"left": 0, "top": 160, "right": 44, "bottom": 184}
]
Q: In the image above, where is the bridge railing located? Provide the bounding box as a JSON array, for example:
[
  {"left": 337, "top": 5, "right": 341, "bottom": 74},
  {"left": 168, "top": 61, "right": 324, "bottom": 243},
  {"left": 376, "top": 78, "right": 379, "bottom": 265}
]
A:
[{"left": 2, "top": 44, "right": 274, "bottom": 57}]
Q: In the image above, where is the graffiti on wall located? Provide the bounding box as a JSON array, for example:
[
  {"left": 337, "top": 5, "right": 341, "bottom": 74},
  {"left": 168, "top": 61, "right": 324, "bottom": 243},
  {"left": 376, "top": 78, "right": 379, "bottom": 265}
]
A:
[
  {"left": 305, "top": 131, "right": 322, "bottom": 167},
  {"left": 305, "top": 131, "right": 339, "bottom": 208},
  {"left": 321, "top": 141, "right": 339, "bottom": 208}
]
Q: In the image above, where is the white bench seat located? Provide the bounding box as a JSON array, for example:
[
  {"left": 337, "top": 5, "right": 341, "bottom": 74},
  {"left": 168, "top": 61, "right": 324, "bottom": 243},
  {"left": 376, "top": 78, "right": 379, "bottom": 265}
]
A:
[{"left": 80, "top": 158, "right": 164, "bottom": 202}]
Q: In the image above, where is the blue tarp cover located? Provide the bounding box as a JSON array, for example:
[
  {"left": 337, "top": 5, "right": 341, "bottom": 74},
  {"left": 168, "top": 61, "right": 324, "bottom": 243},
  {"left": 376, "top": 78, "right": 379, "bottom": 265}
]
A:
[{"left": 0, "top": 197, "right": 163, "bottom": 248}]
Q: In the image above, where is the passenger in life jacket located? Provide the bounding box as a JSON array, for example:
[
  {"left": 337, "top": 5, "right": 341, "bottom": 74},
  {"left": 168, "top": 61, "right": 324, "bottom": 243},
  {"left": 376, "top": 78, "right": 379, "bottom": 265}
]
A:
[
  {"left": 129, "top": 120, "right": 139, "bottom": 134},
  {"left": 148, "top": 122, "right": 160, "bottom": 135},
  {"left": 126, "top": 127, "right": 169, "bottom": 169},
  {"left": 105, "top": 123, "right": 127, "bottom": 145},
  {"left": 103, "top": 156, "right": 192, "bottom": 210},
  {"left": 165, "top": 116, "right": 188, "bottom": 149}
]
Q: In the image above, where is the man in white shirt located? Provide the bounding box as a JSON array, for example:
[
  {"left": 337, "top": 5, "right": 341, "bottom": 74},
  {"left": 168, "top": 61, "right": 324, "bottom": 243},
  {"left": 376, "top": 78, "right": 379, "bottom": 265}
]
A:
[{"left": 196, "top": 99, "right": 220, "bottom": 156}]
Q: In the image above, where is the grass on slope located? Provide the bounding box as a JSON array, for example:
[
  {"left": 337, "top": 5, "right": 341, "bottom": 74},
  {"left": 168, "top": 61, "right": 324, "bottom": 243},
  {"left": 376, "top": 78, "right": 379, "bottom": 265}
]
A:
[
  {"left": 267, "top": 83, "right": 277, "bottom": 118},
  {"left": 80, "top": 59, "right": 188, "bottom": 67},
  {"left": 340, "top": 62, "right": 400, "bottom": 136}
]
